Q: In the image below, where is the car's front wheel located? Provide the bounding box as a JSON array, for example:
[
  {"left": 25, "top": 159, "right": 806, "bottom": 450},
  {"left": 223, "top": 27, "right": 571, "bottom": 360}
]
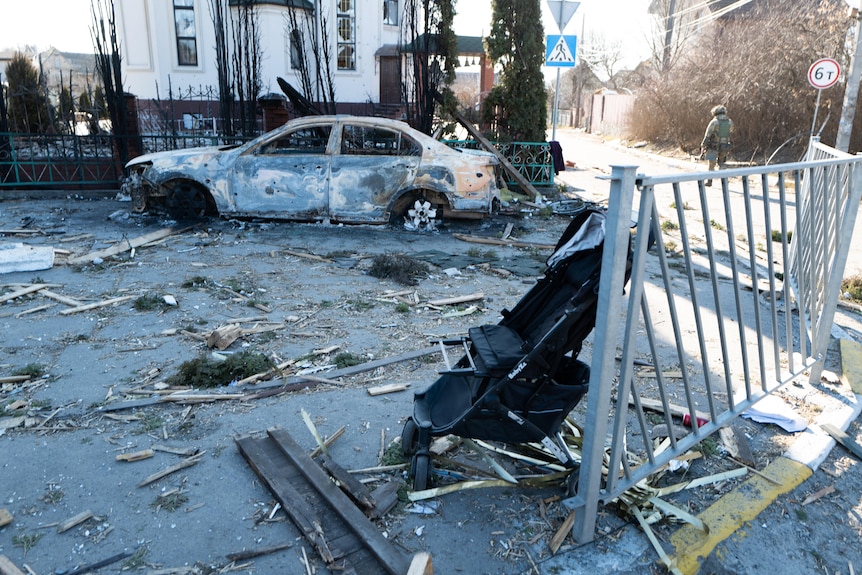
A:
[{"left": 165, "top": 180, "right": 212, "bottom": 221}]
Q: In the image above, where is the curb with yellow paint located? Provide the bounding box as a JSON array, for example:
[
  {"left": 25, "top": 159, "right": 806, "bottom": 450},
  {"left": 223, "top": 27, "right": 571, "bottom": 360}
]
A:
[
  {"left": 668, "top": 337, "right": 862, "bottom": 575},
  {"left": 668, "top": 457, "right": 812, "bottom": 574}
]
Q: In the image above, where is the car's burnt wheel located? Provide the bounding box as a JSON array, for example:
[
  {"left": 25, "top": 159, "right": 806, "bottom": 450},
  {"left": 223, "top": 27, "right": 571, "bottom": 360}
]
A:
[{"left": 165, "top": 181, "right": 210, "bottom": 220}]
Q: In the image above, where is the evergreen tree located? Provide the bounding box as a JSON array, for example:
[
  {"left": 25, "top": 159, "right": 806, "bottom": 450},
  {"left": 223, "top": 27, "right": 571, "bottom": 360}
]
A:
[
  {"left": 483, "top": 0, "right": 547, "bottom": 142},
  {"left": 6, "top": 52, "right": 52, "bottom": 133}
]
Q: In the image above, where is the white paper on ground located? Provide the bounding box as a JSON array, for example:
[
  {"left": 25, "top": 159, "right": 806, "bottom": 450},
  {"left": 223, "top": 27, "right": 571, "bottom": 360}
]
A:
[{"left": 740, "top": 394, "right": 807, "bottom": 432}]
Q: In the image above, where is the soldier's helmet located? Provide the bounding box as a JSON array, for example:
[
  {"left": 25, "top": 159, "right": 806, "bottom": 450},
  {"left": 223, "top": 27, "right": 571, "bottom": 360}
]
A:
[{"left": 711, "top": 105, "right": 727, "bottom": 116}]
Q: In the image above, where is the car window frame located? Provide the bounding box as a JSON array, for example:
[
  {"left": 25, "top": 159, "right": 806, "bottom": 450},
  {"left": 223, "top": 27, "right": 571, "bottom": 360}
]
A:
[
  {"left": 338, "top": 123, "right": 421, "bottom": 158},
  {"left": 251, "top": 122, "right": 335, "bottom": 156}
]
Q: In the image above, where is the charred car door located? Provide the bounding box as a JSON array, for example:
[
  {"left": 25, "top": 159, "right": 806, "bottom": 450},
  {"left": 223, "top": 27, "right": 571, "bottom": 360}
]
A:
[
  {"left": 231, "top": 123, "right": 333, "bottom": 219},
  {"left": 328, "top": 123, "right": 421, "bottom": 222}
]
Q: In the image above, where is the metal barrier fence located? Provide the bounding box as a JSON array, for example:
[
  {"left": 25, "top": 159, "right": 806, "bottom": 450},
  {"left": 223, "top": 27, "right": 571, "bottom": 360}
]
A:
[{"left": 566, "top": 140, "right": 862, "bottom": 542}]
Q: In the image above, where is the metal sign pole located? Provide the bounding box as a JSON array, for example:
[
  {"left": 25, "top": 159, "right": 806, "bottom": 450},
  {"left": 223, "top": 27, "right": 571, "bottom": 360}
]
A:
[
  {"left": 546, "top": 0, "right": 579, "bottom": 141},
  {"left": 552, "top": 68, "right": 561, "bottom": 141}
]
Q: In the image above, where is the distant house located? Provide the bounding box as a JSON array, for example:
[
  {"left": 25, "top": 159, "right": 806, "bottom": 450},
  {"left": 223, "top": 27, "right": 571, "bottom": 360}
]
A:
[{"left": 37, "top": 48, "right": 99, "bottom": 98}]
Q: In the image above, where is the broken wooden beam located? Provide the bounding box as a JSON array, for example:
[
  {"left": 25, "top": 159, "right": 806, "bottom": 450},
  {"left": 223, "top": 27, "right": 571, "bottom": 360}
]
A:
[
  {"left": 367, "top": 383, "right": 410, "bottom": 396},
  {"left": 452, "top": 233, "right": 555, "bottom": 250},
  {"left": 406, "top": 552, "right": 434, "bottom": 575},
  {"left": 66, "top": 226, "right": 194, "bottom": 265},
  {"left": 116, "top": 449, "right": 155, "bottom": 462},
  {"left": 138, "top": 453, "right": 205, "bottom": 487},
  {"left": 59, "top": 295, "right": 135, "bottom": 315},
  {"left": 225, "top": 541, "right": 293, "bottom": 562},
  {"left": 426, "top": 293, "right": 484, "bottom": 307},
  {"left": 452, "top": 109, "right": 541, "bottom": 200},
  {"left": 57, "top": 510, "right": 93, "bottom": 533},
  {"left": 0, "top": 283, "right": 49, "bottom": 303},
  {"left": 0, "top": 555, "right": 26, "bottom": 575},
  {"left": 266, "top": 428, "right": 410, "bottom": 574},
  {"left": 821, "top": 423, "right": 862, "bottom": 460}
]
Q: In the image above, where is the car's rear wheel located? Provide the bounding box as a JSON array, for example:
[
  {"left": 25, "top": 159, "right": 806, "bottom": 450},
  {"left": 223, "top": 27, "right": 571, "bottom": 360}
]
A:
[{"left": 165, "top": 180, "right": 212, "bottom": 220}]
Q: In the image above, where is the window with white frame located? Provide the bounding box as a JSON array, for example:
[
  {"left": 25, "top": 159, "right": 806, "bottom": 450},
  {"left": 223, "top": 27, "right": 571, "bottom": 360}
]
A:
[
  {"left": 383, "top": 0, "right": 398, "bottom": 26},
  {"left": 337, "top": 0, "right": 355, "bottom": 71},
  {"left": 173, "top": 0, "right": 198, "bottom": 66}
]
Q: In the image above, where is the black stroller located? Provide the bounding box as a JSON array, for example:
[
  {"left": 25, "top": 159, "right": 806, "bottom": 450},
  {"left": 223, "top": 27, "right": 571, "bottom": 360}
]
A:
[{"left": 402, "top": 208, "right": 623, "bottom": 491}]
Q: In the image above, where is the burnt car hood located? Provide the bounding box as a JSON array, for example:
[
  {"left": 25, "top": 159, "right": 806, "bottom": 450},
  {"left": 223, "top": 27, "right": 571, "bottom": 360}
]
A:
[{"left": 126, "top": 145, "right": 240, "bottom": 169}]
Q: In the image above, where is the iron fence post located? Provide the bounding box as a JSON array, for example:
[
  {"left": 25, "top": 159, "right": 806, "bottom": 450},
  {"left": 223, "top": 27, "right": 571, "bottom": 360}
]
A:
[{"left": 568, "top": 164, "right": 638, "bottom": 543}]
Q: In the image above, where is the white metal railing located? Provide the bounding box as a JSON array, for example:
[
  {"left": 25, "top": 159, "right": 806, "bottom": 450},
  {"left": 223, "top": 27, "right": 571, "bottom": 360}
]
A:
[{"left": 566, "top": 140, "right": 862, "bottom": 542}]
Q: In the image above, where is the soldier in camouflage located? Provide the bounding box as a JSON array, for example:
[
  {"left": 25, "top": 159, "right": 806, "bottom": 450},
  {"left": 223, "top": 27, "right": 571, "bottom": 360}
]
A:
[{"left": 700, "top": 105, "right": 733, "bottom": 187}]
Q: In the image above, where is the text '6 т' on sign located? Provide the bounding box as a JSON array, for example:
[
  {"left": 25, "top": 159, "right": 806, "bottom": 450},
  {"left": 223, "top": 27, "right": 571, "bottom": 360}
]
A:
[{"left": 808, "top": 58, "right": 841, "bottom": 89}]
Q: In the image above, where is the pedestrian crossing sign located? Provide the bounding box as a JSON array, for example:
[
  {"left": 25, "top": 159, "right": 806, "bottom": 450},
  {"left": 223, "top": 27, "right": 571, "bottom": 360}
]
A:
[{"left": 545, "top": 35, "right": 577, "bottom": 67}]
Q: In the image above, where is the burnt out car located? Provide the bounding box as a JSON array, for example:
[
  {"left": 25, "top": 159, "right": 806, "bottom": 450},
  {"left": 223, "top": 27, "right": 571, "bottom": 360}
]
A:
[{"left": 124, "top": 115, "right": 501, "bottom": 229}]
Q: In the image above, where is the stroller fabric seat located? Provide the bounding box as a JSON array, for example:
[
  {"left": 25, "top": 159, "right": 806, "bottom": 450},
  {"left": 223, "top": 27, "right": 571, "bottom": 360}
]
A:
[{"left": 467, "top": 325, "right": 527, "bottom": 374}]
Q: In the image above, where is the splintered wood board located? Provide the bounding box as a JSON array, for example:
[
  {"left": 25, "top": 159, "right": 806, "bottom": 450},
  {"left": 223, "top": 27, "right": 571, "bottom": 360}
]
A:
[{"left": 235, "top": 428, "right": 410, "bottom": 575}]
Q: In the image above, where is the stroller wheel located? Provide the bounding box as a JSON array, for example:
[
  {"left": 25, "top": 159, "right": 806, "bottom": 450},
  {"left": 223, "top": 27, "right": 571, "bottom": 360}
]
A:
[
  {"left": 401, "top": 418, "right": 419, "bottom": 457},
  {"left": 411, "top": 453, "right": 431, "bottom": 491}
]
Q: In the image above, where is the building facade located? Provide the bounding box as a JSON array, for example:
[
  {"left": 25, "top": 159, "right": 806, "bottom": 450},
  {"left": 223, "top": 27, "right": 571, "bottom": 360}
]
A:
[{"left": 115, "top": 0, "right": 403, "bottom": 108}]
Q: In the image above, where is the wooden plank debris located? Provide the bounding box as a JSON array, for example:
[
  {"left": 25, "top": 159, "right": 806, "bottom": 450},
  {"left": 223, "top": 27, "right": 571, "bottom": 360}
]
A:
[
  {"left": 206, "top": 323, "right": 243, "bottom": 350},
  {"left": 138, "top": 453, "right": 205, "bottom": 487},
  {"left": 40, "top": 289, "right": 84, "bottom": 307},
  {"left": 821, "top": 423, "right": 862, "bottom": 460},
  {"left": 719, "top": 424, "right": 755, "bottom": 468},
  {"left": 0, "top": 283, "right": 49, "bottom": 303},
  {"left": 452, "top": 108, "right": 540, "bottom": 200},
  {"left": 366, "top": 383, "right": 409, "bottom": 396},
  {"left": 61, "top": 550, "right": 134, "bottom": 575},
  {"left": 549, "top": 510, "right": 575, "bottom": 555},
  {"left": 235, "top": 434, "right": 336, "bottom": 564},
  {"left": 802, "top": 485, "right": 836, "bottom": 506},
  {"left": 152, "top": 444, "right": 201, "bottom": 457},
  {"left": 57, "top": 510, "right": 93, "bottom": 533},
  {"left": 276, "top": 249, "right": 333, "bottom": 263},
  {"left": 225, "top": 541, "right": 293, "bottom": 562},
  {"left": 15, "top": 303, "right": 56, "bottom": 317},
  {"left": 367, "top": 480, "right": 400, "bottom": 520},
  {"left": 406, "top": 552, "right": 434, "bottom": 575},
  {"left": 452, "top": 233, "right": 555, "bottom": 250},
  {"left": 0, "top": 555, "right": 26, "bottom": 575},
  {"left": 236, "top": 428, "right": 411, "bottom": 575},
  {"left": 318, "top": 454, "right": 376, "bottom": 510},
  {"left": 66, "top": 226, "right": 194, "bottom": 265},
  {"left": 0, "top": 508, "right": 12, "bottom": 528},
  {"left": 426, "top": 293, "right": 484, "bottom": 307},
  {"left": 59, "top": 295, "right": 135, "bottom": 315},
  {"left": 116, "top": 448, "right": 155, "bottom": 462},
  {"left": 100, "top": 346, "right": 440, "bottom": 412}
]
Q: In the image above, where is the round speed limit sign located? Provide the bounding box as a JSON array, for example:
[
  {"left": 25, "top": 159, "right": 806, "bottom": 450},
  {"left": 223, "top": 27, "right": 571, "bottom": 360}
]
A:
[{"left": 808, "top": 58, "right": 841, "bottom": 89}]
